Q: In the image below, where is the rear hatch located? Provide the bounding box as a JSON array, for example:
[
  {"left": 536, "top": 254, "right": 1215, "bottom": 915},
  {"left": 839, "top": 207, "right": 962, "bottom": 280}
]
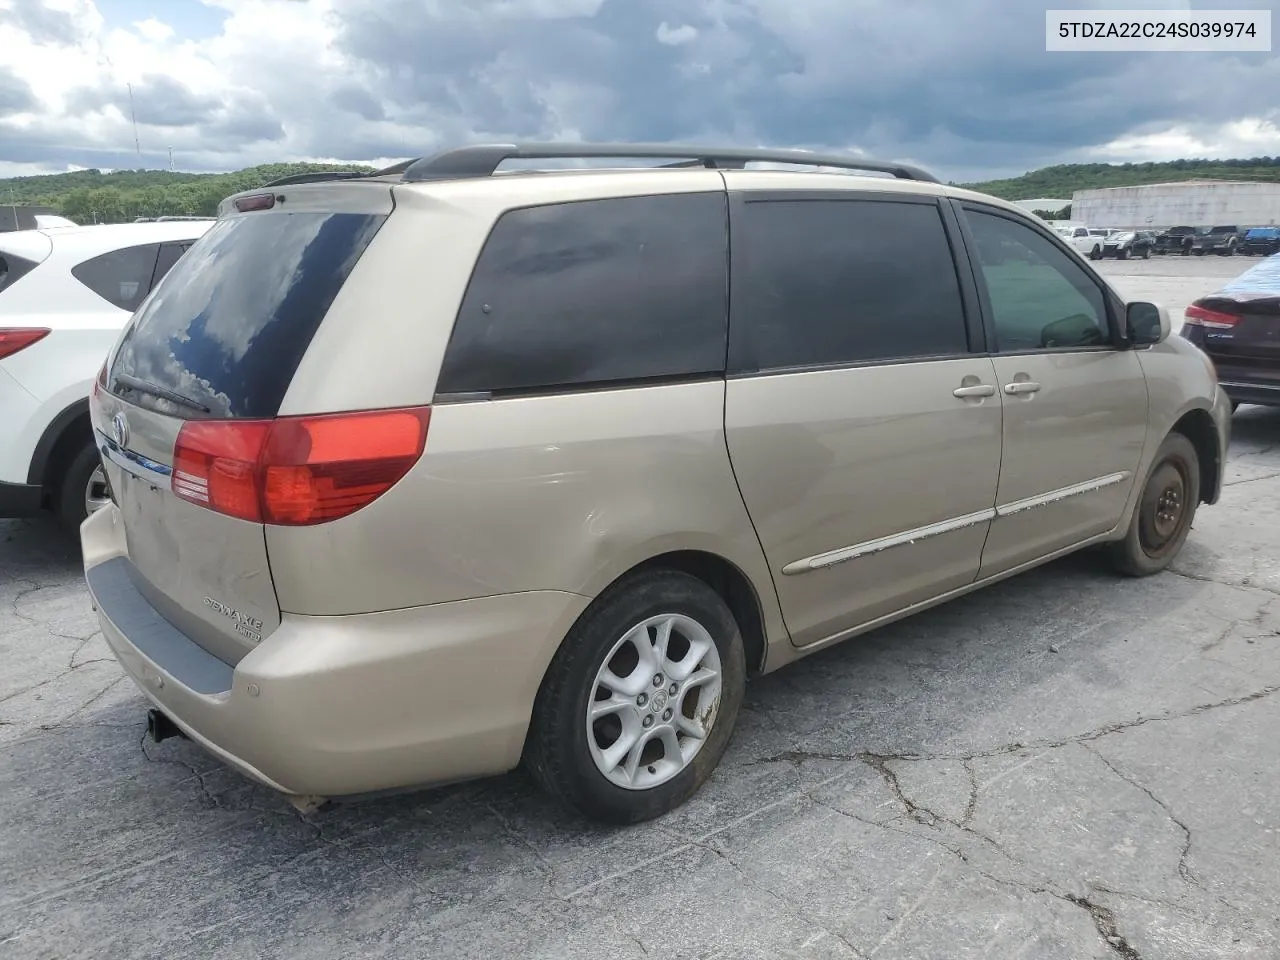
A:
[
  {"left": 1182, "top": 256, "right": 1280, "bottom": 386},
  {"left": 93, "top": 184, "right": 394, "bottom": 664}
]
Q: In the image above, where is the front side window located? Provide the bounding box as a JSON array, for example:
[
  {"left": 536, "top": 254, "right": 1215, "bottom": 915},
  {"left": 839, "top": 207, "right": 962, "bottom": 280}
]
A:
[
  {"left": 438, "top": 192, "right": 729, "bottom": 396},
  {"left": 729, "top": 197, "right": 969, "bottom": 373},
  {"left": 71, "top": 244, "right": 161, "bottom": 312},
  {"left": 965, "top": 209, "right": 1110, "bottom": 352}
]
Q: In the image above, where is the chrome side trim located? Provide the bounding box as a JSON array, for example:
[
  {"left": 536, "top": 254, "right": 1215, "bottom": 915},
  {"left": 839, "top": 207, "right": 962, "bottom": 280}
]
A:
[
  {"left": 995, "top": 471, "right": 1130, "bottom": 518},
  {"left": 97, "top": 429, "right": 172, "bottom": 483},
  {"left": 781, "top": 508, "right": 996, "bottom": 576},
  {"left": 1219, "top": 380, "right": 1280, "bottom": 393}
]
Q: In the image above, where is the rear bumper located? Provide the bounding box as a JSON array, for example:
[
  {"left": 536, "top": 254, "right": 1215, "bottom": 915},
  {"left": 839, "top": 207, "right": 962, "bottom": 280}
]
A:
[{"left": 82, "top": 504, "right": 590, "bottom": 798}]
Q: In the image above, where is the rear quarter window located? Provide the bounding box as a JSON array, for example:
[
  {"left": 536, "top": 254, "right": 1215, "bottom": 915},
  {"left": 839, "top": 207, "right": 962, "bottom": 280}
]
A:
[
  {"left": 71, "top": 243, "right": 161, "bottom": 311},
  {"left": 436, "top": 192, "right": 729, "bottom": 397},
  {"left": 108, "top": 212, "right": 386, "bottom": 419},
  {"left": 0, "top": 252, "right": 39, "bottom": 295}
]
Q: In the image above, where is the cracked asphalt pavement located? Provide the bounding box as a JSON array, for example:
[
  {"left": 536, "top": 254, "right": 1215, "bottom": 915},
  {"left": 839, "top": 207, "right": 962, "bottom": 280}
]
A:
[{"left": 2, "top": 257, "right": 1279, "bottom": 959}]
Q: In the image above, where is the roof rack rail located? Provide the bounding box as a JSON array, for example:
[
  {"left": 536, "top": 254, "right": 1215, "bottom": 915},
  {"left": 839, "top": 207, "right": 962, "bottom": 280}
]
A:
[
  {"left": 261, "top": 170, "right": 370, "bottom": 187},
  {"left": 398, "top": 143, "right": 938, "bottom": 184}
]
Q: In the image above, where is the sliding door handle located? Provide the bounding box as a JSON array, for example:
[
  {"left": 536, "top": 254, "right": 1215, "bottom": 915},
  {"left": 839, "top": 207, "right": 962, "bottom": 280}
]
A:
[
  {"left": 1004, "top": 381, "right": 1041, "bottom": 395},
  {"left": 953, "top": 384, "right": 997, "bottom": 399}
]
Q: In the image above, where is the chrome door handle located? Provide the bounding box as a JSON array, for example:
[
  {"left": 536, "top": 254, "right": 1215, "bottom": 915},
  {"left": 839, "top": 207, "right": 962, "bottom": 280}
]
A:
[
  {"left": 1004, "top": 381, "right": 1041, "bottom": 395},
  {"left": 953, "top": 384, "right": 996, "bottom": 398}
]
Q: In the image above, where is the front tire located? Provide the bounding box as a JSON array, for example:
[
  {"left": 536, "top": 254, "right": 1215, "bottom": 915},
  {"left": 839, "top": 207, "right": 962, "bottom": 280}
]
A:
[
  {"left": 56, "top": 443, "right": 110, "bottom": 536},
  {"left": 524, "top": 569, "right": 746, "bottom": 824},
  {"left": 1108, "top": 433, "right": 1200, "bottom": 577}
]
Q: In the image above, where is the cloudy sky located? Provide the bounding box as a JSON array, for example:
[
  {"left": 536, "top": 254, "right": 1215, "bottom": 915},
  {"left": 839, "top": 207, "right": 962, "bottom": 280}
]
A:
[{"left": 0, "top": 0, "right": 1277, "bottom": 183}]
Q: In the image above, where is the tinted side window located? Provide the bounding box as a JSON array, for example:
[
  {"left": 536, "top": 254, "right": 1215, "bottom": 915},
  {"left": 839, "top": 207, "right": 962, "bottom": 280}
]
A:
[
  {"left": 0, "top": 252, "right": 39, "bottom": 294},
  {"left": 437, "top": 193, "right": 728, "bottom": 396},
  {"left": 71, "top": 244, "right": 161, "bottom": 311},
  {"left": 730, "top": 198, "right": 968, "bottom": 373},
  {"left": 151, "top": 242, "right": 190, "bottom": 287},
  {"left": 965, "top": 210, "right": 1110, "bottom": 352}
]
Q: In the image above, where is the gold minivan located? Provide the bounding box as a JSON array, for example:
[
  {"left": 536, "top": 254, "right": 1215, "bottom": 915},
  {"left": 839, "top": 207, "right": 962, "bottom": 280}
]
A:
[{"left": 82, "top": 144, "right": 1231, "bottom": 823}]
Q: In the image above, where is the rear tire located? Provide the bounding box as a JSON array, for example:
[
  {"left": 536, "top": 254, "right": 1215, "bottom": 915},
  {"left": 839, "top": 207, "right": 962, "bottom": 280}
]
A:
[
  {"left": 1108, "top": 433, "right": 1200, "bottom": 577},
  {"left": 524, "top": 569, "right": 746, "bottom": 824},
  {"left": 56, "top": 442, "right": 109, "bottom": 536}
]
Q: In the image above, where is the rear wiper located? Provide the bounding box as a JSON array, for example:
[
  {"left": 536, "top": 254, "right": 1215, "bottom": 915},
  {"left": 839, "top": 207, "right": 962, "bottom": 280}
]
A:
[{"left": 113, "top": 372, "right": 212, "bottom": 414}]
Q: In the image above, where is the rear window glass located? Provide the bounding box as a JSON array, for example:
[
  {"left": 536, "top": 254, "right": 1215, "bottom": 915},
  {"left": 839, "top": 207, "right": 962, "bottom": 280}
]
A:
[
  {"left": 109, "top": 212, "right": 386, "bottom": 419},
  {"left": 0, "top": 252, "right": 39, "bottom": 295},
  {"left": 437, "top": 192, "right": 728, "bottom": 397}
]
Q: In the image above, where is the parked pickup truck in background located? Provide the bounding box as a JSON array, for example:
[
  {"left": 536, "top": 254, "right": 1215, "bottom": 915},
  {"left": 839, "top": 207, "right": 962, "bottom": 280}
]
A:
[
  {"left": 1154, "top": 226, "right": 1196, "bottom": 255},
  {"left": 1241, "top": 227, "right": 1280, "bottom": 256},
  {"left": 1056, "top": 224, "right": 1113, "bottom": 260},
  {"left": 1191, "top": 225, "right": 1241, "bottom": 256}
]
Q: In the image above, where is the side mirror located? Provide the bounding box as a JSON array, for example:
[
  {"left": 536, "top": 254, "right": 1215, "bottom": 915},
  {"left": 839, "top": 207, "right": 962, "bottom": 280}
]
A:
[{"left": 1127, "top": 301, "right": 1171, "bottom": 345}]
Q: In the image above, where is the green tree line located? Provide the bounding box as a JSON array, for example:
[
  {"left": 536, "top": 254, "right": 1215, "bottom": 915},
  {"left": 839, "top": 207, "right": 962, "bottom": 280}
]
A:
[
  {"left": 1, "top": 163, "right": 374, "bottom": 223},
  {"left": 961, "top": 156, "right": 1280, "bottom": 200},
  {"left": 4, "top": 156, "right": 1280, "bottom": 224}
]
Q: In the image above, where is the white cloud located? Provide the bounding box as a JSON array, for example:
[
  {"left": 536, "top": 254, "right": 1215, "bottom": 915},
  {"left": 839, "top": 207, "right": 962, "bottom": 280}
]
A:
[
  {"left": 1098, "top": 119, "right": 1280, "bottom": 162},
  {"left": 133, "top": 17, "right": 174, "bottom": 42},
  {"left": 656, "top": 22, "right": 697, "bottom": 46}
]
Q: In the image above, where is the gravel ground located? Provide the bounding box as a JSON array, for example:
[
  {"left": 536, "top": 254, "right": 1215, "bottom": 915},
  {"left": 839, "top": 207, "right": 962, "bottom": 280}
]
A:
[{"left": 2, "top": 255, "right": 1278, "bottom": 959}]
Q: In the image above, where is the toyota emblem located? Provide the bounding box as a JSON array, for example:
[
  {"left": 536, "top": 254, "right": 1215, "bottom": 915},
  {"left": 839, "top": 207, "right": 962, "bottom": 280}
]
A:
[{"left": 111, "top": 412, "right": 129, "bottom": 448}]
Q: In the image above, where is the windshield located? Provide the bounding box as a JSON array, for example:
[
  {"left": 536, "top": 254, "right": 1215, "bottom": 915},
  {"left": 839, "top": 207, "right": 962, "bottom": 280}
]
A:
[
  {"left": 1111, "top": 232, "right": 1135, "bottom": 242},
  {"left": 108, "top": 211, "right": 386, "bottom": 419}
]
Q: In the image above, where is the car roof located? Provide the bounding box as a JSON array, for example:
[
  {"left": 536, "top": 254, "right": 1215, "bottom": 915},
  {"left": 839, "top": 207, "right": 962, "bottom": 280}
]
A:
[
  {"left": 227, "top": 154, "right": 1042, "bottom": 226},
  {"left": 29, "top": 219, "right": 214, "bottom": 251}
]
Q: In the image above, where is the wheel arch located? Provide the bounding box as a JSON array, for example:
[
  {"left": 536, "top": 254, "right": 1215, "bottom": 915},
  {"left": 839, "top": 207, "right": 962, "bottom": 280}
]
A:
[
  {"left": 629, "top": 550, "right": 769, "bottom": 677},
  {"left": 547, "top": 548, "right": 773, "bottom": 687},
  {"left": 26, "top": 398, "right": 92, "bottom": 495},
  {"left": 1169, "top": 407, "right": 1220, "bottom": 506}
]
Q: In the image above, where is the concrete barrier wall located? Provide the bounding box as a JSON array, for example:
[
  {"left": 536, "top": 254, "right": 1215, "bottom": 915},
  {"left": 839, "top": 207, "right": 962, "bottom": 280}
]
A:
[{"left": 1072, "top": 181, "right": 1280, "bottom": 228}]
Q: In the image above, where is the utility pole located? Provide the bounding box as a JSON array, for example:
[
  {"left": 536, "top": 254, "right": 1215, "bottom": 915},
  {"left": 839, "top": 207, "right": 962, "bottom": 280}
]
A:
[
  {"left": 168, "top": 146, "right": 174, "bottom": 172},
  {"left": 127, "top": 82, "right": 142, "bottom": 165}
]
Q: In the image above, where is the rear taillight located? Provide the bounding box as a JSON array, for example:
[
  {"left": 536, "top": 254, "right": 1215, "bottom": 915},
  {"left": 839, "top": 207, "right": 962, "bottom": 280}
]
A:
[
  {"left": 0, "top": 327, "right": 51, "bottom": 360},
  {"left": 1183, "top": 303, "right": 1240, "bottom": 330},
  {"left": 172, "top": 407, "right": 430, "bottom": 525}
]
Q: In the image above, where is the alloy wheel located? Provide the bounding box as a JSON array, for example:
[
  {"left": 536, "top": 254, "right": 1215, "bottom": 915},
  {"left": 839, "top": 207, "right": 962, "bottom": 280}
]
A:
[{"left": 585, "top": 613, "right": 723, "bottom": 791}]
